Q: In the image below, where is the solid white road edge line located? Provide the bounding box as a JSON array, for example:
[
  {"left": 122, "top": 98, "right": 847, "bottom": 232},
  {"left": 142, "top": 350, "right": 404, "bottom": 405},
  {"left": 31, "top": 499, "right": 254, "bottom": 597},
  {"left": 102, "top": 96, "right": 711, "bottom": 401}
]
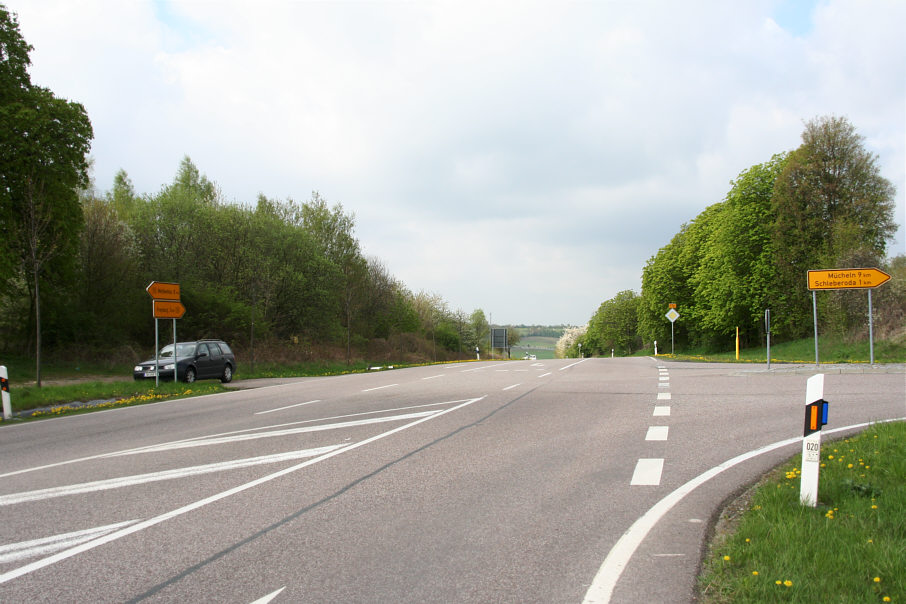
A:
[
  {"left": 582, "top": 417, "right": 906, "bottom": 604},
  {"left": 559, "top": 358, "right": 590, "bottom": 371},
  {"left": 249, "top": 586, "right": 285, "bottom": 604},
  {"left": 362, "top": 383, "right": 398, "bottom": 392},
  {"left": 255, "top": 400, "right": 321, "bottom": 415},
  {"left": 0, "top": 396, "right": 487, "bottom": 585}
]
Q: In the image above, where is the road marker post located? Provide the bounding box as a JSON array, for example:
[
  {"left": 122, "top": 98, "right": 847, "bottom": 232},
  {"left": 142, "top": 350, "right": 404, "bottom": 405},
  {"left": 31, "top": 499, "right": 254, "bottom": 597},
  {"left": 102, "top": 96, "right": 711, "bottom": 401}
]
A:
[
  {"left": 800, "top": 374, "right": 828, "bottom": 507},
  {"left": 1, "top": 366, "right": 10, "bottom": 420}
]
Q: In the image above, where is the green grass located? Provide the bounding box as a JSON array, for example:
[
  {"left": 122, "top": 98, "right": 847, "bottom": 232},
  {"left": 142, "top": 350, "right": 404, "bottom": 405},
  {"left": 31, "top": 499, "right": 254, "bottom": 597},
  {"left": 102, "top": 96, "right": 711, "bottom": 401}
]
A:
[
  {"left": 5, "top": 380, "right": 227, "bottom": 420},
  {"left": 242, "top": 360, "right": 375, "bottom": 378},
  {"left": 649, "top": 335, "right": 906, "bottom": 364},
  {"left": 699, "top": 421, "right": 905, "bottom": 603}
]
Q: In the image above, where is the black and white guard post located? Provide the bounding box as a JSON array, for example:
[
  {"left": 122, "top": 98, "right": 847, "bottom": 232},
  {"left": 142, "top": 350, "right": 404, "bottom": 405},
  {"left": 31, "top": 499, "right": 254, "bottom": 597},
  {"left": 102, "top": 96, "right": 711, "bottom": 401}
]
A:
[
  {"left": 800, "top": 373, "right": 829, "bottom": 507},
  {"left": 1, "top": 365, "right": 10, "bottom": 420}
]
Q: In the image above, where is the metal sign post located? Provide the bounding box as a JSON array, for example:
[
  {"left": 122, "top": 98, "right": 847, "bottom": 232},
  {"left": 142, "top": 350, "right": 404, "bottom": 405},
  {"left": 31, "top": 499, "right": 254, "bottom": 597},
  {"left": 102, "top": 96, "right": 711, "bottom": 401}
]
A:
[
  {"left": 807, "top": 268, "right": 891, "bottom": 367},
  {"left": 765, "top": 309, "right": 771, "bottom": 370},
  {"left": 665, "top": 308, "right": 679, "bottom": 355},
  {"left": 147, "top": 281, "right": 184, "bottom": 385}
]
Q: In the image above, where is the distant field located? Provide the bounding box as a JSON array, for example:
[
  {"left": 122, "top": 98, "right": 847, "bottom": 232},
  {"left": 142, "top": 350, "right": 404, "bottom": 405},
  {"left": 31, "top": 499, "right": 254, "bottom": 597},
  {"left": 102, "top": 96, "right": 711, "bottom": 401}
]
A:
[{"left": 511, "top": 336, "right": 558, "bottom": 359}]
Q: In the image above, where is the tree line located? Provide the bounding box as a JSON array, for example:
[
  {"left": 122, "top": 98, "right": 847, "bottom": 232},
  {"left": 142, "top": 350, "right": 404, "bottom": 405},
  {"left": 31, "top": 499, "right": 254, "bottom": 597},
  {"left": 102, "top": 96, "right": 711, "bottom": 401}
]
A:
[
  {"left": 1, "top": 6, "right": 503, "bottom": 380},
  {"left": 576, "top": 116, "right": 903, "bottom": 357}
]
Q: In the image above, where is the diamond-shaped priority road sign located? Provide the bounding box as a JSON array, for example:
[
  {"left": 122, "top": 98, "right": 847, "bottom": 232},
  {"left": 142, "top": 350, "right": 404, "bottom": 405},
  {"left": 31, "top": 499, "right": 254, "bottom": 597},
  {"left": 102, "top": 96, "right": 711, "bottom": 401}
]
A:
[{"left": 665, "top": 308, "right": 680, "bottom": 323}]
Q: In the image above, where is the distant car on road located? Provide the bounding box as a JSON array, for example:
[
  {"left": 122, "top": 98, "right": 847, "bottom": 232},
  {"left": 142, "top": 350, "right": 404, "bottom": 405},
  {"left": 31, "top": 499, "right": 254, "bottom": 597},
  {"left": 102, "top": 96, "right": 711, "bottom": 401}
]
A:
[{"left": 134, "top": 339, "right": 236, "bottom": 383}]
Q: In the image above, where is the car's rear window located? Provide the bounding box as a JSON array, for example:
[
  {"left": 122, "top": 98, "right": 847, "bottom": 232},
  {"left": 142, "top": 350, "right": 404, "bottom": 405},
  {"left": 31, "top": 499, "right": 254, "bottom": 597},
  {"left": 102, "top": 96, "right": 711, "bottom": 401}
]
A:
[{"left": 219, "top": 342, "right": 232, "bottom": 355}]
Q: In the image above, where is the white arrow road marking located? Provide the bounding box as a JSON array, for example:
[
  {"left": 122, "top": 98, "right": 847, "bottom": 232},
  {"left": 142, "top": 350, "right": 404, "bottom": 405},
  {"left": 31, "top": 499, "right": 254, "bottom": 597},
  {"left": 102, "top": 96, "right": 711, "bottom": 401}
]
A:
[
  {"left": 250, "top": 587, "right": 285, "bottom": 603},
  {"left": 0, "top": 520, "right": 141, "bottom": 564},
  {"left": 0, "top": 401, "right": 468, "bottom": 480},
  {"left": 105, "top": 411, "right": 439, "bottom": 455},
  {"left": 0, "top": 445, "right": 346, "bottom": 506},
  {"left": 0, "top": 396, "right": 486, "bottom": 585}
]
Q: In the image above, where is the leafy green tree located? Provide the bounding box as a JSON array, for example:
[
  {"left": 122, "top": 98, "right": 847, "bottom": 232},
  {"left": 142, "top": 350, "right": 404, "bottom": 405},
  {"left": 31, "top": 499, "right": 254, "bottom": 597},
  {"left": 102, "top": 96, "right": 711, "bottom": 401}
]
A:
[
  {"left": 586, "top": 290, "right": 641, "bottom": 355},
  {"left": 470, "top": 309, "right": 489, "bottom": 353},
  {"left": 771, "top": 116, "right": 897, "bottom": 337},
  {"left": 106, "top": 169, "right": 138, "bottom": 217},
  {"left": 76, "top": 193, "right": 145, "bottom": 343},
  {"left": 690, "top": 154, "right": 787, "bottom": 346},
  {"left": 638, "top": 204, "right": 723, "bottom": 349},
  {"left": 300, "top": 192, "right": 365, "bottom": 361},
  {"left": 0, "top": 6, "right": 93, "bottom": 382}
]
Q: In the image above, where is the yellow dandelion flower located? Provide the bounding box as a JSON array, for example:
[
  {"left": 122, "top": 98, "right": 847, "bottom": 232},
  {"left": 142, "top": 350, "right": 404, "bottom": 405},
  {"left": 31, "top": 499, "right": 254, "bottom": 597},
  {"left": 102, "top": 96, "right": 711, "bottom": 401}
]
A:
[
  {"left": 874, "top": 577, "right": 881, "bottom": 583},
  {"left": 723, "top": 555, "right": 730, "bottom": 561},
  {"left": 784, "top": 580, "right": 793, "bottom": 587}
]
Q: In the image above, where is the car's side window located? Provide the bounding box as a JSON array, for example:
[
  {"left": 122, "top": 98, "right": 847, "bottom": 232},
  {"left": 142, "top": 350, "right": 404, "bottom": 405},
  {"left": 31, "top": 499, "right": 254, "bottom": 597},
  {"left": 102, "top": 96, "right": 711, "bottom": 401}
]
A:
[
  {"left": 208, "top": 343, "right": 222, "bottom": 358},
  {"left": 197, "top": 343, "right": 209, "bottom": 357}
]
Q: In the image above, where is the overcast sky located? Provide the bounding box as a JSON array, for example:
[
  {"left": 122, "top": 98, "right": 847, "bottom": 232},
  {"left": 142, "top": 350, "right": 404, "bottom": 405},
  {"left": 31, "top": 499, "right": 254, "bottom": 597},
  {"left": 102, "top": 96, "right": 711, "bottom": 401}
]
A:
[{"left": 7, "top": 0, "right": 904, "bottom": 326}]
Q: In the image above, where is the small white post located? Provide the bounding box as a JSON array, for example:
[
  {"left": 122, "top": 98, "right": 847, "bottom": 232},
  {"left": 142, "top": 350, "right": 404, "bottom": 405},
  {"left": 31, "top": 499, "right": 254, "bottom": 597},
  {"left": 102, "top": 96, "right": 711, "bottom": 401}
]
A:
[
  {"left": 654, "top": 340, "right": 658, "bottom": 356},
  {"left": 1, "top": 365, "right": 11, "bottom": 420},
  {"left": 800, "top": 374, "right": 825, "bottom": 507}
]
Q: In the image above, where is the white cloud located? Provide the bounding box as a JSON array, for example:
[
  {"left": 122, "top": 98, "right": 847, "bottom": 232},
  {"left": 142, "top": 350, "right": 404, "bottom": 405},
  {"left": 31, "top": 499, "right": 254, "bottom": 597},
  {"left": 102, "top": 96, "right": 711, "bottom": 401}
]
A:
[{"left": 6, "top": 0, "right": 904, "bottom": 324}]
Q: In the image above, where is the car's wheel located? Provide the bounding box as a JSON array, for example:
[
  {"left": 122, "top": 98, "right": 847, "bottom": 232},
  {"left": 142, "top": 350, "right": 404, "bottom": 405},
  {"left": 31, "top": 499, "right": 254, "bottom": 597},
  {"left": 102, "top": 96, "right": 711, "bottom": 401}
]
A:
[
  {"left": 220, "top": 364, "right": 233, "bottom": 383},
  {"left": 184, "top": 367, "right": 197, "bottom": 383}
]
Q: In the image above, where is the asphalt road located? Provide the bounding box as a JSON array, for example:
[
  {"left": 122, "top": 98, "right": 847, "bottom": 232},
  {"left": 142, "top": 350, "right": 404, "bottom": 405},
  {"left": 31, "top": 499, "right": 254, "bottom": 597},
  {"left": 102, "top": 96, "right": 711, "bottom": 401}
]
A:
[{"left": 0, "top": 358, "right": 903, "bottom": 603}]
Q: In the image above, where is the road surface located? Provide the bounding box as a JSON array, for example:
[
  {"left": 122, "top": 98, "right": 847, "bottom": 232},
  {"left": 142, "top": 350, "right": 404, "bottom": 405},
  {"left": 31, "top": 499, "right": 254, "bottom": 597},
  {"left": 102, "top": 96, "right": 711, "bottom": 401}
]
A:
[{"left": 0, "top": 358, "right": 902, "bottom": 602}]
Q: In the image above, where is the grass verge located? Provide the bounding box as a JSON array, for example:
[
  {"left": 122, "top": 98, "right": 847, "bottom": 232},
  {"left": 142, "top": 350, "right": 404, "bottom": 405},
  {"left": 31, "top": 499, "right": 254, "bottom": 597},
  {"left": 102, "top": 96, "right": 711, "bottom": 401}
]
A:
[
  {"left": 699, "top": 421, "right": 905, "bottom": 603},
  {"left": 652, "top": 335, "right": 906, "bottom": 364},
  {"left": 2, "top": 381, "right": 228, "bottom": 421}
]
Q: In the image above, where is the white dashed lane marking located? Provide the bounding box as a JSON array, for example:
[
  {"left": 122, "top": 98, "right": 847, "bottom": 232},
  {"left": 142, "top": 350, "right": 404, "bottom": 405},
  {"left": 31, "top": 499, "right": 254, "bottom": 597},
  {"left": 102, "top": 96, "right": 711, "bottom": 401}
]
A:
[
  {"left": 645, "top": 426, "right": 669, "bottom": 441},
  {"left": 630, "top": 458, "right": 664, "bottom": 486},
  {"left": 630, "top": 365, "right": 671, "bottom": 487}
]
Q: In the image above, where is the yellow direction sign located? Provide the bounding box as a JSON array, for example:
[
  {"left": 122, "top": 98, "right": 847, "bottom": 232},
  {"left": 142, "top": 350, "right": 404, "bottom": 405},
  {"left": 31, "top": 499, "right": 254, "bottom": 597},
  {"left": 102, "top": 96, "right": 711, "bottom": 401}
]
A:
[
  {"left": 146, "top": 281, "right": 181, "bottom": 300},
  {"left": 807, "top": 268, "right": 891, "bottom": 290},
  {"left": 153, "top": 299, "right": 186, "bottom": 319}
]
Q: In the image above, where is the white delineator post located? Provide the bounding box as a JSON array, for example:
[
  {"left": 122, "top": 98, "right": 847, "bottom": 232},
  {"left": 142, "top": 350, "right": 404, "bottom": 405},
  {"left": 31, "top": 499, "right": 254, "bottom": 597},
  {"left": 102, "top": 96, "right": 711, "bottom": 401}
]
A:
[
  {"left": 800, "top": 373, "right": 826, "bottom": 507},
  {"left": 1, "top": 366, "right": 11, "bottom": 420}
]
